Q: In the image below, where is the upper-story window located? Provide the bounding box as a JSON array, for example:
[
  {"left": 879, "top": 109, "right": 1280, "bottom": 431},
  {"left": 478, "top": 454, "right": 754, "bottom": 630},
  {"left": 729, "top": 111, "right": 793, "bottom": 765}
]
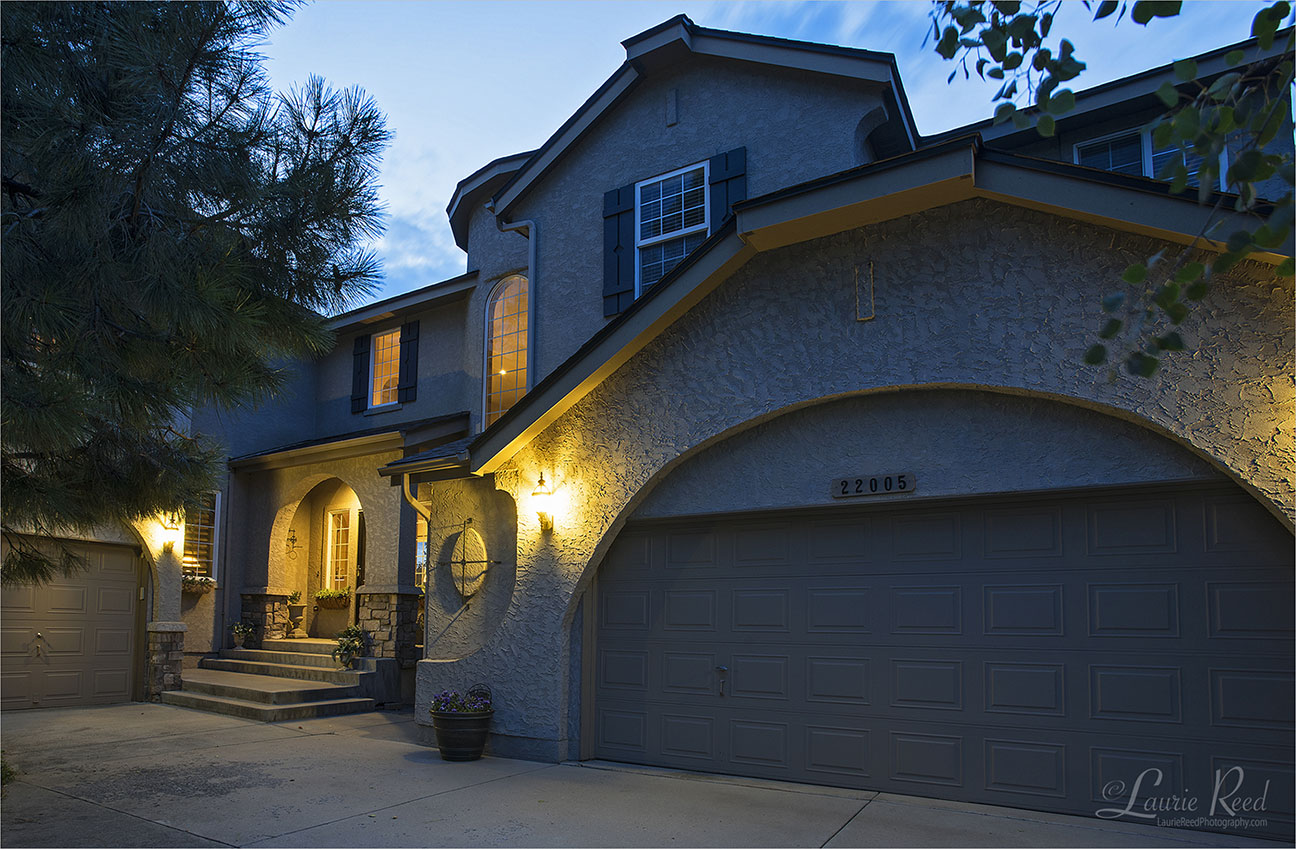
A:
[
  {"left": 485, "top": 274, "right": 529, "bottom": 427},
  {"left": 636, "top": 162, "right": 709, "bottom": 295},
  {"left": 350, "top": 322, "right": 419, "bottom": 414},
  {"left": 182, "top": 492, "right": 219, "bottom": 578},
  {"left": 1074, "top": 128, "right": 1223, "bottom": 189},
  {"left": 370, "top": 328, "right": 401, "bottom": 407}
]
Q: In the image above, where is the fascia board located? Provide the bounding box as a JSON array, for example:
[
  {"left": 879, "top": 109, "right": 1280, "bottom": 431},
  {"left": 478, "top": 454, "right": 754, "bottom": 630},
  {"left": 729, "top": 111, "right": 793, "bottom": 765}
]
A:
[
  {"left": 329, "top": 272, "right": 477, "bottom": 332},
  {"left": 737, "top": 145, "right": 978, "bottom": 252},
  {"left": 493, "top": 67, "right": 641, "bottom": 216},
  {"left": 447, "top": 152, "right": 533, "bottom": 249},
  {"left": 471, "top": 230, "right": 756, "bottom": 475},
  {"left": 624, "top": 18, "right": 692, "bottom": 60},
  {"left": 689, "top": 32, "right": 893, "bottom": 82},
  {"left": 229, "top": 432, "right": 403, "bottom": 472},
  {"left": 974, "top": 160, "right": 1294, "bottom": 261}
]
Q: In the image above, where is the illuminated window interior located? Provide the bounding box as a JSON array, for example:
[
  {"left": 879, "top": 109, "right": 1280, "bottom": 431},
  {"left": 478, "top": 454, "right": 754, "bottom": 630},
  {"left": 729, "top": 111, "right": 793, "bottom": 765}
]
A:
[
  {"left": 182, "top": 493, "right": 218, "bottom": 577},
  {"left": 370, "top": 328, "right": 401, "bottom": 407},
  {"left": 328, "top": 510, "right": 351, "bottom": 589},
  {"left": 485, "top": 274, "right": 528, "bottom": 427}
]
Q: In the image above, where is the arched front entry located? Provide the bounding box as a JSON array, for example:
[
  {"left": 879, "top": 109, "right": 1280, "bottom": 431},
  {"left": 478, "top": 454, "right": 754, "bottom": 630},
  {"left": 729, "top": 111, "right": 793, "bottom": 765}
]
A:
[{"left": 585, "top": 391, "right": 1295, "bottom": 841}]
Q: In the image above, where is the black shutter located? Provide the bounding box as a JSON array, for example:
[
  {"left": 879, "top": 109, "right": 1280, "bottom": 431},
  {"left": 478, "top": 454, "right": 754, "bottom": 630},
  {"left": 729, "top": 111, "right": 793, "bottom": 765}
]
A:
[
  {"left": 350, "top": 334, "right": 371, "bottom": 413},
  {"left": 603, "top": 183, "right": 636, "bottom": 317},
  {"left": 709, "top": 146, "right": 747, "bottom": 225},
  {"left": 397, "top": 320, "right": 419, "bottom": 404}
]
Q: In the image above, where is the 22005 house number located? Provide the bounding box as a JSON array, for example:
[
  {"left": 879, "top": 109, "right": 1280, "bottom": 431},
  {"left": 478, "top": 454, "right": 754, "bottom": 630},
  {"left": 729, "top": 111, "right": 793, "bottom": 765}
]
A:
[{"left": 831, "top": 473, "right": 915, "bottom": 499}]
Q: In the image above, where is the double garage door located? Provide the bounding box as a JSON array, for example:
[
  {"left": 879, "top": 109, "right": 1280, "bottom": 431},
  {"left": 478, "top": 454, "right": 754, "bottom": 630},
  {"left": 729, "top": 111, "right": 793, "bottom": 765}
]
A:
[
  {"left": 2, "top": 542, "right": 142, "bottom": 710},
  {"left": 593, "top": 484, "right": 1294, "bottom": 840}
]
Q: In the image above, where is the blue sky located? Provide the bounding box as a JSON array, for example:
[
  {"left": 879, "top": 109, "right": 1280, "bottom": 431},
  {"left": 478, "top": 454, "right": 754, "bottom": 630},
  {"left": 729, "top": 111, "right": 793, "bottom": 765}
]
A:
[{"left": 261, "top": 1, "right": 1277, "bottom": 305}]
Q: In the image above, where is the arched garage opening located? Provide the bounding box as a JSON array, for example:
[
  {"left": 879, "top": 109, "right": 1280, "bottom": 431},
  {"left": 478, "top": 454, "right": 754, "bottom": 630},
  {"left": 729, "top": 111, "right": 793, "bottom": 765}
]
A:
[{"left": 582, "top": 390, "right": 1294, "bottom": 841}]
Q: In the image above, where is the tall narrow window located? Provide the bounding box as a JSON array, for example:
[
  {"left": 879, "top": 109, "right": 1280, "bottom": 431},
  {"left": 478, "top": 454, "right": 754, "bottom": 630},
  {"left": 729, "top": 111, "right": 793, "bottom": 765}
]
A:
[
  {"left": 327, "top": 510, "right": 351, "bottom": 590},
  {"left": 370, "top": 328, "right": 401, "bottom": 407},
  {"left": 413, "top": 515, "right": 428, "bottom": 591},
  {"left": 485, "top": 274, "right": 528, "bottom": 427},
  {"left": 182, "top": 493, "right": 219, "bottom": 578}
]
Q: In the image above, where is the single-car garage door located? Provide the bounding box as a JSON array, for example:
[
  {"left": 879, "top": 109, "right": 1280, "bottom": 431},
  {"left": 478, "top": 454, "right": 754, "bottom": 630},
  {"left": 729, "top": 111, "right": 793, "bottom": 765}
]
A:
[
  {"left": 592, "top": 483, "right": 1294, "bottom": 840},
  {"left": 2, "top": 541, "right": 143, "bottom": 710}
]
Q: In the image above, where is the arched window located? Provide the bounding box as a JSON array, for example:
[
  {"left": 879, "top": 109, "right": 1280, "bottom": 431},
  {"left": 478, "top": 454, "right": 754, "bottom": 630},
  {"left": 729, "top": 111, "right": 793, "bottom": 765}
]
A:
[{"left": 485, "top": 274, "right": 529, "bottom": 426}]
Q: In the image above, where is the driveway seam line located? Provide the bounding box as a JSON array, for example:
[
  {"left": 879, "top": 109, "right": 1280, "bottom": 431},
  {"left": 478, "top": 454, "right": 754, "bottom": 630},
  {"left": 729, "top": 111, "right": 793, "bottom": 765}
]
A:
[
  {"left": 12, "top": 780, "right": 238, "bottom": 848},
  {"left": 820, "top": 798, "right": 873, "bottom": 849}
]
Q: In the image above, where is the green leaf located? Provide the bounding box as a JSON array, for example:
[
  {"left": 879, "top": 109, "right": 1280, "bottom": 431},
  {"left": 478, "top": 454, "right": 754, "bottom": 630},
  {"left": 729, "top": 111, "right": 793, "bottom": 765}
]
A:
[
  {"left": 1083, "top": 343, "right": 1108, "bottom": 364},
  {"left": 987, "top": 66, "right": 1005, "bottom": 79},
  {"left": 1126, "top": 352, "right": 1160, "bottom": 377},
  {"left": 1212, "top": 252, "right": 1243, "bottom": 273},
  {"left": 1166, "top": 302, "right": 1189, "bottom": 324},
  {"left": 1041, "top": 12, "right": 1053, "bottom": 36},
  {"left": 1171, "top": 105, "right": 1199, "bottom": 137},
  {"left": 1151, "top": 121, "right": 1174, "bottom": 148},
  {"left": 1012, "top": 110, "right": 1033, "bottom": 129},
  {"left": 1173, "top": 262, "right": 1205, "bottom": 283},
  {"left": 1185, "top": 280, "right": 1209, "bottom": 300},
  {"left": 1098, "top": 318, "right": 1123, "bottom": 338},
  {"left": 1102, "top": 292, "right": 1126, "bottom": 312},
  {"left": 1048, "top": 89, "right": 1076, "bottom": 114},
  {"left": 1093, "top": 0, "right": 1120, "bottom": 19},
  {"left": 1132, "top": 0, "right": 1182, "bottom": 25},
  {"left": 1155, "top": 81, "right": 1179, "bottom": 108},
  {"left": 982, "top": 27, "right": 1009, "bottom": 61},
  {"left": 1205, "top": 72, "right": 1240, "bottom": 101},
  {"left": 1226, "top": 230, "right": 1253, "bottom": 253},
  {"left": 1155, "top": 331, "right": 1186, "bottom": 351},
  {"left": 1252, "top": 5, "right": 1279, "bottom": 48},
  {"left": 1278, "top": 257, "right": 1295, "bottom": 277},
  {"left": 1121, "top": 263, "right": 1148, "bottom": 284},
  {"left": 1224, "top": 49, "right": 1245, "bottom": 66},
  {"left": 993, "top": 102, "right": 1017, "bottom": 124},
  {"left": 1036, "top": 114, "right": 1056, "bottom": 137},
  {"left": 1003, "top": 51, "right": 1023, "bottom": 70},
  {"left": 1173, "top": 59, "right": 1198, "bottom": 81},
  {"left": 992, "top": 1, "right": 1023, "bottom": 15}
]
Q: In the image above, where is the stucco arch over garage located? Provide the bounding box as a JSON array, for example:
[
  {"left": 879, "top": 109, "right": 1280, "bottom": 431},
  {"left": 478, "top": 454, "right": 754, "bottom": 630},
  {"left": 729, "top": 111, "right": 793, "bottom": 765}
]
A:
[{"left": 418, "top": 199, "right": 1293, "bottom": 760}]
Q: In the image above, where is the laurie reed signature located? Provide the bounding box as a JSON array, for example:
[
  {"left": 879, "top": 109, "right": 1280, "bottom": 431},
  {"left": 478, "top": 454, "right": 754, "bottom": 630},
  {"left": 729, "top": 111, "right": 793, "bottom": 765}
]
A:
[{"left": 1096, "top": 766, "right": 1271, "bottom": 822}]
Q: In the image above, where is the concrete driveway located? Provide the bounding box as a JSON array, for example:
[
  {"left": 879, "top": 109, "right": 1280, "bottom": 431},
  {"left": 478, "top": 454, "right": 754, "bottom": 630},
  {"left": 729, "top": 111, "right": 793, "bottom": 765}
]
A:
[{"left": 0, "top": 703, "right": 1286, "bottom": 848}]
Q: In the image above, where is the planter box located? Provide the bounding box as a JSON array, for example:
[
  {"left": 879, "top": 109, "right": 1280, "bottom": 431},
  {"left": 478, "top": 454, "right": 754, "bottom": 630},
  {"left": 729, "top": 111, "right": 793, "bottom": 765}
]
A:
[{"left": 315, "top": 596, "right": 349, "bottom": 609}]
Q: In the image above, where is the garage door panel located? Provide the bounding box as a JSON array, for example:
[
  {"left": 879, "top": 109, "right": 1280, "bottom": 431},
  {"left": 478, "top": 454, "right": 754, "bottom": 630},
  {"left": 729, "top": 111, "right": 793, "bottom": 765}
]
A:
[
  {"left": 593, "top": 485, "right": 1294, "bottom": 840},
  {"left": 44, "top": 585, "right": 89, "bottom": 615},
  {"left": 41, "top": 628, "right": 86, "bottom": 656}
]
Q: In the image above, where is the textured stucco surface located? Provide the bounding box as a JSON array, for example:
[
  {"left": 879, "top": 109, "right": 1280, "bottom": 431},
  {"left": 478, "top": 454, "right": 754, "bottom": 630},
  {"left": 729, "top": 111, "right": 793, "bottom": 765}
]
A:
[
  {"left": 633, "top": 389, "right": 1224, "bottom": 519},
  {"left": 415, "top": 198, "right": 1294, "bottom": 759},
  {"left": 508, "top": 54, "right": 890, "bottom": 382}
]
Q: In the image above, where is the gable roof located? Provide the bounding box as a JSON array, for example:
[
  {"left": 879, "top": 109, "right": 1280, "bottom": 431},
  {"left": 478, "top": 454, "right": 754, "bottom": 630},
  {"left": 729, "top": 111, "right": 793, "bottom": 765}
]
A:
[
  {"left": 486, "top": 15, "right": 919, "bottom": 220},
  {"left": 381, "top": 134, "right": 1290, "bottom": 482}
]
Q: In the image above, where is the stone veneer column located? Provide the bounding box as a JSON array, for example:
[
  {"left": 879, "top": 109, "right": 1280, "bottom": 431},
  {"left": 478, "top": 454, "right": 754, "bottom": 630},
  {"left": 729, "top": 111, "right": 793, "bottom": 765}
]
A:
[
  {"left": 358, "top": 592, "right": 421, "bottom": 664},
  {"left": 146, "top": 621, "right": 186, "bottom": 700},
  {"left": 240, "top": 593, "right": 288, "bottom": 648}
]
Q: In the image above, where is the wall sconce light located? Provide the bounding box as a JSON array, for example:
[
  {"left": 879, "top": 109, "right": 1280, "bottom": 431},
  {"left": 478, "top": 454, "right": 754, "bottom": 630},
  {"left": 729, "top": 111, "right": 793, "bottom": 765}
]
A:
[
  {"left": 532, "top": 474, "right": 553, "bottom": 532},
  {"left": 160, "top": 510, "right": 183, "bottom": 549},
  {"left": 285, "top": 529, "right": 300, "bottom": 556}
]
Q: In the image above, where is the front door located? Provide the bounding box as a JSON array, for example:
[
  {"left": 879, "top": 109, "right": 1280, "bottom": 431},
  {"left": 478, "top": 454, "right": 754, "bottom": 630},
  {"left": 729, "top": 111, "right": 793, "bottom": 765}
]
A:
[{"left": 313, "top": 508, "right": 356, "bottom": 637}]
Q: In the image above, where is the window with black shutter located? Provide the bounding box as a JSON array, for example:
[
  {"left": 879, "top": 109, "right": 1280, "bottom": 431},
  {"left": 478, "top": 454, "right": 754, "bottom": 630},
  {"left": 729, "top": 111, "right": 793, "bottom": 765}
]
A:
[{"left": 349, "top": 319, "right": 419, "bottom": 413}]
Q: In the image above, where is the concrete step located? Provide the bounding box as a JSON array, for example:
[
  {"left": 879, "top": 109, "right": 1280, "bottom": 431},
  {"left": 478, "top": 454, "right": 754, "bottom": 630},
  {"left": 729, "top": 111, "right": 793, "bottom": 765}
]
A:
[
  {"left": 224, "top": 648, "right": 340, "bottom": 668},
  {"left": 181, "top": 668, "right": 361, "bottom": 704},
  {"left": 262, "top": 638, "right": 336, "bottom": 656},
  {"left": 199, "top": 657, "right": 361, "bottom": 685},
  {"left": 160, "top": 689, "right": 375, "bottom": 722}
]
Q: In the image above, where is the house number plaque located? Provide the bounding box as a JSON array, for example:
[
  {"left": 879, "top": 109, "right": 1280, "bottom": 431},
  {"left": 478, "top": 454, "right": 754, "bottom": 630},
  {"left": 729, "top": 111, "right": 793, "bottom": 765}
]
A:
[{"left": 831, "top": 473, "right": 914, "bottom": 499}]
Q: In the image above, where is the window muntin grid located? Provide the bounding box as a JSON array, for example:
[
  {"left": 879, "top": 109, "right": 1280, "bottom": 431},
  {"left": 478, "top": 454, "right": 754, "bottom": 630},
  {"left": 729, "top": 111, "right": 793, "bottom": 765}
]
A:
[
  {"left": 328, "top": 510, "right": 351, "bottom": 590},
  {"left": 635, "top": 162, "right": 708, "bottom": 296},
  {"left": 182, "top": 492, "right": 218, "bottom": 578},
  {"left": 370, "top": 328, "right": 401, "bottom": 407},
  {"left": 485, "top": 275, "right": 528, "bottom": 427}
]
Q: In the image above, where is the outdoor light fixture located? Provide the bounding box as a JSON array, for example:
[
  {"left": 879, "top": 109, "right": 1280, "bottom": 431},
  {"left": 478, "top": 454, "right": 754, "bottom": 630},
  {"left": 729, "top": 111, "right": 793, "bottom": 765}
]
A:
[
  {"left": 160, "top": 510, "right": 183, "bottom": 549},
  {"left": 532, "top": 474, "right": 553, "bottom": 531},
  {"left": 285, "top": 529, "right": 300, "bottom": 555}
]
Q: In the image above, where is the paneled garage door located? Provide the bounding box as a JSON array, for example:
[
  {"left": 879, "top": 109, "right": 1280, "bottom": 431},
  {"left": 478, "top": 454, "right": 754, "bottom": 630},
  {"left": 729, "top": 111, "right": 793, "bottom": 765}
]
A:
[
  {"left": 593, "top": 484, "right": 1294, "bottom": 839},
  {"left": 2, "top": 542, "right": 142, "bottom": 709}
]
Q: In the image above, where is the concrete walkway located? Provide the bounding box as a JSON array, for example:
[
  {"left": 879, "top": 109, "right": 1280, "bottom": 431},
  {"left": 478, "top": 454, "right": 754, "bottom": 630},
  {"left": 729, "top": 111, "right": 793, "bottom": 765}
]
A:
[{"left": 0, "top": 703, "right": 1286, "bottom": 848}]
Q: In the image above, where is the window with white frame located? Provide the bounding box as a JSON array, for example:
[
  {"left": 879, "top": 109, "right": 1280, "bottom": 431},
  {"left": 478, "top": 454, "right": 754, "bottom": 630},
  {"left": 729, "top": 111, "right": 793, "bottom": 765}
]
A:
[
  {"left": 485, "top": 274, "right": 528, "bottom": 427},
  {"left": 636, "top": 162, "right": 709, "bottom": 294},
  {"left": 182, "top": 492, "right": 219, "bottom": 578},
  {"left": 370, "top": 328, "right": 401, "bottom": 407},
  {"left": 327, "top": 509, "right": 351, "bottom": 589},
  {"left": 413, "top": 514, "right": 428, "bottom": 591},
  {"left": 1075, "top": 128, "right": 1222, "bottom": 189}
]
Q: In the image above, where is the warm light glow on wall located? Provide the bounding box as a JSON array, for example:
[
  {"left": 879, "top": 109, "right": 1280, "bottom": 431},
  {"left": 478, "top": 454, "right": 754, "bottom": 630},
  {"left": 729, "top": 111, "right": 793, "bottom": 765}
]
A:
[
  {"left": 159, "top": 511, "right": 184, "bottom": 550},
  {"left": 529, "top": 473, "right": 571, "bottom": 532}
]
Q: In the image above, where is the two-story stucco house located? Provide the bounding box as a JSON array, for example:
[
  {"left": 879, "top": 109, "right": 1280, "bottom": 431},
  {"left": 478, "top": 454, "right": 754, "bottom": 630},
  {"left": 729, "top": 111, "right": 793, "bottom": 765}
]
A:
[{"left": 5, "top": 16, "right": 1292, "bottom": 841}]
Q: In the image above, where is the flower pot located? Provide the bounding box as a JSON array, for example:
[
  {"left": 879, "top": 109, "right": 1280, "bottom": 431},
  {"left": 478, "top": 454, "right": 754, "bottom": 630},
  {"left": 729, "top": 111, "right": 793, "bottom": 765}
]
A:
[
  {"left": 233, "top": 633, "right": 246, "bottom": 648},
  {"left": 316, "top": 596, "right": 349, "bottom": 609},
  {"left": 430, "top": 710, "right": 493, "bottom": 761},
  {"left": 182, "top": 581, "right": 214, "bottom": 595}
]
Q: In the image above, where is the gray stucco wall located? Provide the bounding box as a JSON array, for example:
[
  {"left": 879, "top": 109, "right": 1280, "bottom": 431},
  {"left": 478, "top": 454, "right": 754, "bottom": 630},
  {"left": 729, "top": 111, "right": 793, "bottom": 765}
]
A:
[
  {"left": 416, "top": 197, "right": 1293, "bottom": 760},
  {"left": 506, "top": 54, "right": 890, "bottom": 383},
  {"left": 192, "top": 359, "right": 316, "bottom": 459},
  {"left": 633, "top": 389, "right": 1224, "bottom": 519}
]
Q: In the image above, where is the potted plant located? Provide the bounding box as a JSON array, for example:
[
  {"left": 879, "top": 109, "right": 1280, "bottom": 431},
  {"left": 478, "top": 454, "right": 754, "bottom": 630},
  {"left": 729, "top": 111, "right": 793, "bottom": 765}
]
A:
[
  {"left": 332, "top": 625, "right": 366, "bottom": 667},
  {"left": 428, "top": 685, "right": 493, "bottom": 761},
  {"left": 181, "top": 575, "right": 215, "bottom": 595},
  {"left": 315, "top": 587, "right": 350, "bottom": 609},
  {"left": 286, "top": 590, "right": 306, "bottom": 638},
  {"left": 230, "top": 621, "right": 255, "bottom": 648}
]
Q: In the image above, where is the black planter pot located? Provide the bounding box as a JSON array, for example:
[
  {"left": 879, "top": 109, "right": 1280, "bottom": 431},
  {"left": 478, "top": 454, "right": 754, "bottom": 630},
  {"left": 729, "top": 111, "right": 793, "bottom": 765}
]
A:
[{"left": 430, "top": 710, "right": 493, "bottom": 761}]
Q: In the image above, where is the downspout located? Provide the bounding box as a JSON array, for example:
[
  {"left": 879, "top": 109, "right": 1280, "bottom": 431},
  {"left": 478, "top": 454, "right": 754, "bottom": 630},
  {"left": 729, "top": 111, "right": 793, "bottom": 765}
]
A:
[{"left": 486, "top": 202, "right": 537, "bottom": 397}]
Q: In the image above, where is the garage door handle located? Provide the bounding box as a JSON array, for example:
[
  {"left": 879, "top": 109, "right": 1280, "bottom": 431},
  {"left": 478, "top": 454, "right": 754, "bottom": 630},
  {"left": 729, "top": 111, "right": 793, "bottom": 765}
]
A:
[{"left": 715, "top": 665, "right": 728, "bottom": 697}]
